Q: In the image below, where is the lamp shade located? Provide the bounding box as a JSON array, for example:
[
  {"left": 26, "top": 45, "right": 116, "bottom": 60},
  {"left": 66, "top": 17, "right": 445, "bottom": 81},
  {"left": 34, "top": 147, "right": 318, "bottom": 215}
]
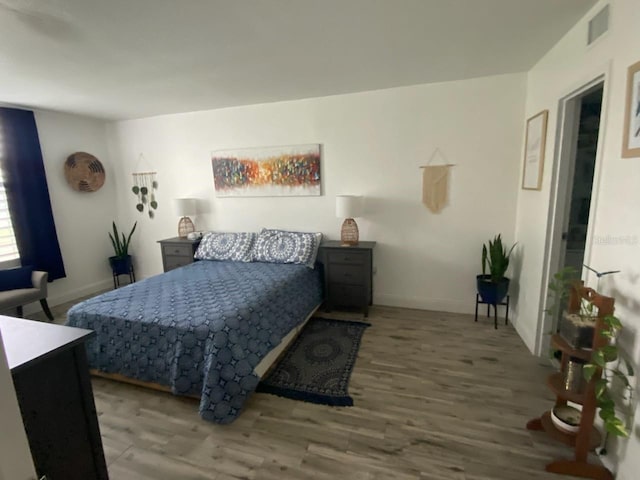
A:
[
  {"left": 336, "top": 195, "right": 363, "bottom": 218},
  {"left": 174, "top": 198, "right": 196, "bottom": 216}
]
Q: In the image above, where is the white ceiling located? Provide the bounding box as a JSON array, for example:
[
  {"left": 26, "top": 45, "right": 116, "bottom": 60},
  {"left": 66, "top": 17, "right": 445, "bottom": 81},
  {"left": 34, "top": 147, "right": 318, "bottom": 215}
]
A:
[{"left": 0, "top": 0, "right": 596, "bottom": 120}]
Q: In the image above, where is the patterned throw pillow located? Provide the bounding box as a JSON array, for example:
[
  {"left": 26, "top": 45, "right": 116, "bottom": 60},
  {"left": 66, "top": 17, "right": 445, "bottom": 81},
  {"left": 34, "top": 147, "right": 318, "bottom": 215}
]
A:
[
  {"left": 252, "top": 229, "right": 322, "bottom": 268},
  {"left": 194, "top": 232, "right": 256, "bottom": 262}
]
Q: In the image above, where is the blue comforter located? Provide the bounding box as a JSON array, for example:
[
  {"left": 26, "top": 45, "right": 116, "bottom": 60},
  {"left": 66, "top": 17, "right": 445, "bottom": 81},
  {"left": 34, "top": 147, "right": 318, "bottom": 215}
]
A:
[{"left": 66, "top": 260, "right": 323, "bottom": 423}]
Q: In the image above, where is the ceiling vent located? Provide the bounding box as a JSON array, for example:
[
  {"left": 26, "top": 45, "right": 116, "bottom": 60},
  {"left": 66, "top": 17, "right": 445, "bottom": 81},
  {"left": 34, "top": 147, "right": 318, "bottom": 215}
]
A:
[{"left": 588, "top": 4, "right": 609, "bottom": 46}]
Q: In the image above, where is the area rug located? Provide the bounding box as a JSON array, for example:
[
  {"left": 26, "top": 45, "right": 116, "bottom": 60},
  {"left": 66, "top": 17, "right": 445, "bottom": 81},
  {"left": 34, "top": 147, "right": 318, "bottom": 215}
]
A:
[{"left": 256, "top": 318, "right": 370, "bottom": 406}]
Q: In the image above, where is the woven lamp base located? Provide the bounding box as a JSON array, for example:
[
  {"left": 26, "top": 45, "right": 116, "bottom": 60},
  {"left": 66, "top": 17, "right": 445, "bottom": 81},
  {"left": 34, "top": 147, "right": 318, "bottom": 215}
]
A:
[
  {"left": 178, "top": 216, "right": 195, "bottom": 238},
  {"left": 340, "top": 218, "right": 359, "bottom": 246}
]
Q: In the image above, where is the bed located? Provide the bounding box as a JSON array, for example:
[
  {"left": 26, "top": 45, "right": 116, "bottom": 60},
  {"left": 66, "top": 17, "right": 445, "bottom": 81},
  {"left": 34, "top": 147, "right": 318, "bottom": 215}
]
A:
[{"left": 66, "top": 259, "right": 323, "bottom": 424}]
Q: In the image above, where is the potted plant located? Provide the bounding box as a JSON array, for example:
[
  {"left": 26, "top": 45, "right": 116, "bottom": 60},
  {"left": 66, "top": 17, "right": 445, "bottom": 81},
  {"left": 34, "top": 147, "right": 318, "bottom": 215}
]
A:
[
  {"left": 476, "top": 234, "right": 516, "bottom": 305},
  {"left": 108, "top": 221, "right": 137, "bottom": 275},
  {"left": 546, "top": 267, "right": 597, "bottom": 349},
  {"left": 546, "top": 272, "right": 634, "bottom": 438}
]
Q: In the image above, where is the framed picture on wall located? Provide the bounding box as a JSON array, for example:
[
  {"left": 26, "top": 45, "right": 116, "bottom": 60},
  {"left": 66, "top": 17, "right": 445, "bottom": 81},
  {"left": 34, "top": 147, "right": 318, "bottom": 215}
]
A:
[
  {"left": 211, "top": 143, "right": 321, "bottom": 197},
  {"left": 622, "top": 60, "right": 640, "bottom": 158},
  {"left": 522, "top": 110, "right": 549, "bottom": 190}
]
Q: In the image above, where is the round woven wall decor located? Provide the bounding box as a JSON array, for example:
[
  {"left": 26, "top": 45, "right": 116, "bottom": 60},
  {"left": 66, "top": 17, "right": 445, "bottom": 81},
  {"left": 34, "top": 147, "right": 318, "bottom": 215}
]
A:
[{"left": 64, "top": 152, "right": 106, "bottom": 192}]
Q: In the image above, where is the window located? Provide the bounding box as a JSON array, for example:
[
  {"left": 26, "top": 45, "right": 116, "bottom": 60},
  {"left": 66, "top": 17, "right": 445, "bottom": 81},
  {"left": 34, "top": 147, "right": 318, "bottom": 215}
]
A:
[{"left": 0, "top": 129, "right": 20, "bottom": 268}]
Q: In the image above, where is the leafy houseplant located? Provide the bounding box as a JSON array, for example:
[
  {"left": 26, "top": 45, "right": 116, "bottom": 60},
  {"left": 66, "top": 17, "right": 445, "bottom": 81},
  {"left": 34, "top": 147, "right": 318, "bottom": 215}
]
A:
[
  {"left": 545, "top": 267, "right": 579, "bottom": 319},
  {"left": 108, "top": 221, "right": 137, "bottom": 275},
  {"left": 584, "top": 314, "right": 634, "bottom": 437},
  {"left": 476, "top": 234, "right": 516, "bottom": 305}
]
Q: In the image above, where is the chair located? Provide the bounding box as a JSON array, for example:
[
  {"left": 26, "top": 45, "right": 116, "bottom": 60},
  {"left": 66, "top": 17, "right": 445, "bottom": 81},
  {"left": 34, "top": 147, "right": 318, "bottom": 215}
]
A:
[{"left": 0, "top": 270, "right": 54, "bottom": 321}]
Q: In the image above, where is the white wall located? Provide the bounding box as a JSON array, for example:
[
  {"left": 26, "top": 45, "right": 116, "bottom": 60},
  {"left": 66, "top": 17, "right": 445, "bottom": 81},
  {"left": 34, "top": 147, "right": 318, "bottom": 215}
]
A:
[
  {"left": 32, "top": 110, "right": 117, "bottom": 308},
  {"left": 106, "top": 73, "right": 526, "bottom": 314},
  {"left": 511, "top": 0, "right": 640, "bottom": 477},
  {"left": 0, "top": 329, "right": 36, "bottom": 480}
]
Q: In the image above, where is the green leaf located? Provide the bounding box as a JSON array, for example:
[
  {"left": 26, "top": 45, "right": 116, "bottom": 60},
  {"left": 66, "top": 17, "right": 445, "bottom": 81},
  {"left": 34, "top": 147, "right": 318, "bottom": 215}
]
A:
[
  {"left": 125, "top": 222, "right": 137, "bottom": 253},
  {"left": 482, "top": 244, "right": 487, "bottom": 276},
  {"left": 108, "top": 232, "right": 117, "bottom": 255},
  {"left": 604, "top": 315, "right": 622, "bottom": 330},
  {"left": 605, "top": 417, "right": 629, "bottom": 437},
  {"left": 601, "top": 345, "right": 618, "bottom": 363},
  {"left": 592, "top": 350, "right": 606, "bottom": 367},
  {"left": 598, "top": 396, "right": 615, "bottom": 411},
  {"left": 599, "top": 409, "right": 615, "bottom": 421},
  {"left": 583, "top": 364, "right": 598, "bottom": 381},
  {"left": 594, "top": 379, "right": 608, "bottom": 399}
]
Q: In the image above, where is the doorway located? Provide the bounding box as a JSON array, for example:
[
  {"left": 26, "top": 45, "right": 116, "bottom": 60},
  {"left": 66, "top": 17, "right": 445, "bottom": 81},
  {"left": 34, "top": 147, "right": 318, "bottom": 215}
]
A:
[
  {"left": 538, "top": 78, "right": 605, "bottom": 354},
  {"left": 560, "top": 87, "right": 603, "bottom": 285}
]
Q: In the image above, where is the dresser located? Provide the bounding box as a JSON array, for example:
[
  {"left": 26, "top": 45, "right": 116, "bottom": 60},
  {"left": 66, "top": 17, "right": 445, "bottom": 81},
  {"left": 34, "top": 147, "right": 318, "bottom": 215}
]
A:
[
  {"left": 158, "top": 236, "right": 201, "bottom": 272},
  {"left": 1, "top": 316, "right": 109, "bottom": 480},
  {"left": 318, "top": 241, "right": 375, "bottom": 317}
]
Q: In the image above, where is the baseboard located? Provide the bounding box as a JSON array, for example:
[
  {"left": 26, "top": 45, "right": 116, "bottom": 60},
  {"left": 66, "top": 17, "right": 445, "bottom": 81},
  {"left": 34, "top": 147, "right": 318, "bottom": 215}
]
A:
[
  {"left": 374, "top": 293, "right": 476, "bottom": 315},
  {"left": 22, "top": 278, "right": 113, "bottom": 316}
]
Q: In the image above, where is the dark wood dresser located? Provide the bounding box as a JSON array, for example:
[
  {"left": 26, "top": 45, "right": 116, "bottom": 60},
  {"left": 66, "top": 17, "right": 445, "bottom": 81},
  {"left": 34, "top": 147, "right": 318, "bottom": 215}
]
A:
[
  {"left": 158, "top": 236, "right": 201, "bottom": 272},
  {"left": 1, "top": 316, "right": 108, "bottom": 480},
  {"left": 318, "top": 240, "right": 376, "bottom": 316}
]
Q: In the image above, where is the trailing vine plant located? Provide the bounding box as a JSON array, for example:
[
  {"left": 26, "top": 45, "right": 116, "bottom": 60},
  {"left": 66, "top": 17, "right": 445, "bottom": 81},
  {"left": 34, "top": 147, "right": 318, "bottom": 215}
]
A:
[{"left": 583, "top": 314, "right": 634, "bottom": 437}]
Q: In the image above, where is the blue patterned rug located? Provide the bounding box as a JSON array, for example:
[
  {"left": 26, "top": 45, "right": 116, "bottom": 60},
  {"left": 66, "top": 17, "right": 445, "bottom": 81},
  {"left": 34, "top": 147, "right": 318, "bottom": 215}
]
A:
[{"left": 256, "top": 318, "right": 370, "bottom": 406}]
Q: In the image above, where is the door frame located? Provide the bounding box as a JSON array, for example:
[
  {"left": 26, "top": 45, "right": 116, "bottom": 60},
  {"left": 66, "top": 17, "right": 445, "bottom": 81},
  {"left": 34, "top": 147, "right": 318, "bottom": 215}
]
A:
[{"left": 534, "top": 63, "right": 611, "bottom": 356}]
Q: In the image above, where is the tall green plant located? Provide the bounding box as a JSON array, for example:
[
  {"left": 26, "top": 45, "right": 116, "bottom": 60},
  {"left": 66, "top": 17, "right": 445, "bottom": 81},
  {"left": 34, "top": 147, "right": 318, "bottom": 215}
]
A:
[
  {"left": 481, "top": 234, "right": 516, "bottom": 282},
  {"left": 108, "top": 221, "right": 137, "bottom": 258}
]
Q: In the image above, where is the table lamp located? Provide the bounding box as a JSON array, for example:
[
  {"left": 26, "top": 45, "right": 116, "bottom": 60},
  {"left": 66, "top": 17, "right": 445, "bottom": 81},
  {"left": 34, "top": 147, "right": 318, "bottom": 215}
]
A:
[
  {"left": 175, "top": 198, "right": 196, "bottom": 238},
  {"left": 336, "top": 195, "right": 363, "bottom": 246}
]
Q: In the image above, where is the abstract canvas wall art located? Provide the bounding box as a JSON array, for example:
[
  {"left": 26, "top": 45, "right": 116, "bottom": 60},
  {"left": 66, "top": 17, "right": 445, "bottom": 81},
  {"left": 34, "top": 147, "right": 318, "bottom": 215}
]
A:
[{"left": 212, "top": 144, "right": 321, "bottom": 197}]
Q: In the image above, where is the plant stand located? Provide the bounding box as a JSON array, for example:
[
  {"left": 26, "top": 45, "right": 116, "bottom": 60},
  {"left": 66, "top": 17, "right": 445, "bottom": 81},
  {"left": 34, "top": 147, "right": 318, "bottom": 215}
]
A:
[
  {"left": 474, "top": 293, "right": 509, "bottom": 329},
  {"left": 112, "top": 265, "right": 135, "bottom": 289},
  {"left": 526, "top": 284, "right": 614, "bottom": 480}
]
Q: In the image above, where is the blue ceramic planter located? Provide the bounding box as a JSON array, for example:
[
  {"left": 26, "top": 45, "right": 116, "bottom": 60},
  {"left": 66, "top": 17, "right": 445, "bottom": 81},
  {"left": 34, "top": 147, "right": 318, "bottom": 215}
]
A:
[
  {"left": 476, "top": 274, "right": 510, "bottom": 305},
  {"left": 109, "top": 255, "right": 132, "bottom": 276}
]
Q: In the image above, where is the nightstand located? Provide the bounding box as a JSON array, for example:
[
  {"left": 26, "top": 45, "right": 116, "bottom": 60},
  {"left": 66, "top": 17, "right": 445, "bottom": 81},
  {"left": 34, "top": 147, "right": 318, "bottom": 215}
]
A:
[
  {"left": 158, "top": 237, "right": 201, "bottom": 272},
  {"left": 318, "top": 240, "right": 375, "bottom": 317}
]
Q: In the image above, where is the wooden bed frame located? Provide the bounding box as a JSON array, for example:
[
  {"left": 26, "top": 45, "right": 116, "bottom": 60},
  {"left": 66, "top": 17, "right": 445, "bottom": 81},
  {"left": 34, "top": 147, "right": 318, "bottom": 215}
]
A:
[{"left": 90, "top": 305, "right": 318, "bottom": 399}]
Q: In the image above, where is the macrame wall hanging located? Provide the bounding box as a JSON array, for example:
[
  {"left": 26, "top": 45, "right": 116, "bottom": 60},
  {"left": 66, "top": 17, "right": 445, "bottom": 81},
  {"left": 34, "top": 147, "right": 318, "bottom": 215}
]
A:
[
  {"left": 131, "top": 154, "right": 158, "bottom": 219},
  {"left": 419, "top": 148, "right": 455, "bottom": 214}
]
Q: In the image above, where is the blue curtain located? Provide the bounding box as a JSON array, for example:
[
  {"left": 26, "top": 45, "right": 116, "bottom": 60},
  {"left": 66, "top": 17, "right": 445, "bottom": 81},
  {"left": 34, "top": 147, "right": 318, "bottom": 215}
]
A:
[{"left": 0, "top": 107, "right": 66, "bottom": 280}]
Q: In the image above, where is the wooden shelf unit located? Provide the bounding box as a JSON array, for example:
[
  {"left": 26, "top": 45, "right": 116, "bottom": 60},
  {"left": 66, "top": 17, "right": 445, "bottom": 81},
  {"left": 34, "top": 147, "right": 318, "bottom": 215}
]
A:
[{"left": 527, "top": 283, "right": 614, "bottom": 480}]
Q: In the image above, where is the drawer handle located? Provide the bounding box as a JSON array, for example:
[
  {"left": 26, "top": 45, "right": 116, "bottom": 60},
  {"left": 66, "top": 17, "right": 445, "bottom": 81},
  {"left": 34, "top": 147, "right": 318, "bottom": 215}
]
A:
[
  {"left": 174, "top": 249, "right": 181, "bottom": 254},
  {"left": 344, "top": 257, "right": 351, "bottom": 261},
  {"left": 343, "top": 273, "right": 353, "bottom": 277}
]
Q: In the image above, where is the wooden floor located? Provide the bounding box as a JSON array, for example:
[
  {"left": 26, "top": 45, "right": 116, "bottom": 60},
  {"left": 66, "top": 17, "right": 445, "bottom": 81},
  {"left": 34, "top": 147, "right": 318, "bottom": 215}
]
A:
[{"left": 27, "top": 301, "right": 596, "bottom": 480}]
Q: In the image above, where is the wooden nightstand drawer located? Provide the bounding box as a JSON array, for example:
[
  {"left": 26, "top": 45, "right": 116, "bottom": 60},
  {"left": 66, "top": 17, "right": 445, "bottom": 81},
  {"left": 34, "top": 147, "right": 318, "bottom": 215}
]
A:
[
  {"left": 327, "top": 251, "right": 365, "bottom": 265},
  {"left": 162, "top": 244, "right": 193, "bottom": 257},
  {"left": 158, "top": 237, "right": 201, "bottom": 273},
  {"left": 329, "top": 284, "right": 367, "bottom": 306},
  {"left": 163, "top": 255, "right": 191, "bottom": 271},
  {"left": 328, "top": 264, "right": 365, "bottom": 286}
]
